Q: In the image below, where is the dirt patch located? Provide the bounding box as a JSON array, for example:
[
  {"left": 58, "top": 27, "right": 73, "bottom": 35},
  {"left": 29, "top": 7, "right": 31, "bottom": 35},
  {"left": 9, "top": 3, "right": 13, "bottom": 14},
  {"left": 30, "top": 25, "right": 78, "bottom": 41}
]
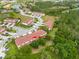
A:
[{"left": 42, "top": 15, "right": 58, "bottom": 21}]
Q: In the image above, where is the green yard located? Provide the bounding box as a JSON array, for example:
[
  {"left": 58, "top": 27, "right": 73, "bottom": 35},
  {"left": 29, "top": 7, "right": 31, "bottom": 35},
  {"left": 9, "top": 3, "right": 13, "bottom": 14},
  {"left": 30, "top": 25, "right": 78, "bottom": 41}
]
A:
[
  {"left": 0, "top": 12, "right": 31, "bottom": 22},
  {"left": 7, "top": 12, "right": 31, "bottom": 22},
  {"left": 5, "top": 40, "right": 18, "bottom": 59}
]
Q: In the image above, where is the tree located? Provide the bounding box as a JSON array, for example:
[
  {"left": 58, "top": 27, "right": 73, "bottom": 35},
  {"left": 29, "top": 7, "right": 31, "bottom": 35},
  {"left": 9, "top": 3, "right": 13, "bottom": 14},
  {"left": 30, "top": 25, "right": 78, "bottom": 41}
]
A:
[
  {"left": 40, "top": 50, "right": 52, "bottom": 59},
  {"left": 47, "top": 28, "right": 58, "bottom": 40},
  {"left": 19, "top": 45, "right": 32, "bottom": 55},
  {"left": 53, "top": 34, "right": 77, "bottom": 59},
  {"left": 53, "top": 10, "right": 79, "bottom": 59},
  {"left": 30, "top": 41, "right": 39, "bottom": 48},
  {"left": 38, "top": 38, "right": 46, "bottom": 46}
]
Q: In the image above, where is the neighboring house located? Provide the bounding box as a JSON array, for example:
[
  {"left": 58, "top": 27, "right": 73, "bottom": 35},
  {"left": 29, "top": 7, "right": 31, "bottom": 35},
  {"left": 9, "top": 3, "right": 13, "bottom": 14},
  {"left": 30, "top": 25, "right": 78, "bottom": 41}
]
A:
[
  {"left": 0, "top": 53, "right": 5, "bottom": 59},
  {"left": 12, "top": 4, "right": 21, "bottom": 11},
  {"left": 0, "top": 27, "right": 8, "bottom": 35},
  {"left": 44, "top": 19, "right": 54, "bottom": 30},
  {"left": 0, "top": 28, "right": 6, "bottom": 34},
  {"left": 1, "top": 0, "right": 16, "bottom": 3},
  {"left": 0, "top": 47, "right": 8, "bottom": 59},
  {"left": 43, "top": 16, "right": 56, "bottom": 30},
  {"left": 32, "top": 12, "right": 45, "bottom": 17},
  {"left": 3, "top": 4, "right": 11, "bottom": 10},
  {"left": 22, "top": 18, "right": 34, "bottom": 26},
  {"left": 15, "top": 30, "right": 47, "bottom": 48},
  {"left": 0, "top": 41, "right": 4, "bottom": 48},
  {"left": 4, "top": 18, "right": 20, "bottom": 27},
  {"left": 22, "top": 8, "right": 32, "bottom": 14},
  {"left": 1, "top": 9, "right": 13, "bottom": 13},
  {"left": 0, "top": 41, "right": 6, "bottom": 59}
]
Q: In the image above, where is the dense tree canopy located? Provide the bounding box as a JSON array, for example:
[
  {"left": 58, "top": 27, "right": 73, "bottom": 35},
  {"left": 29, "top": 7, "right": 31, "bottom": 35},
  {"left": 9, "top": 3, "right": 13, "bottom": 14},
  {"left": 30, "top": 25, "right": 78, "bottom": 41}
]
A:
[{"left": 54, "top": 10, "right": 79, "bottom": 59}]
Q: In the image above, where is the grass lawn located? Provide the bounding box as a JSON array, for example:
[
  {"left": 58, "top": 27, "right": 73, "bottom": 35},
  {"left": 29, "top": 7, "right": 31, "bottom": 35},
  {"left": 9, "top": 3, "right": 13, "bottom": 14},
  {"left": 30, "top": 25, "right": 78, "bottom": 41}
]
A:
[
  {"left": 0, "top": 13, "right": 10, "bottom": 21},
  {"left": 0, "top": 12, "right": 32, "bottom": 22},
  {"left": 5, "top": 40, "right": 18, "bottom": 57},
  {"left": 34, "top": 18, "right": 38, "bottom": 23},
  {"left": 7, "top": 44, "right": 17, "bottom": 55},
  {"left": 6, "top": 28, "right": 16, "bottom": 33},
  {"left": 8, "top": 12, "right": 32, "bottom": 22},
  {"left": 77, "top": 54, "right": 79, "bottom": 59},
  {"left": 16, "top": 23, "right": 32, "bottom": 29}
]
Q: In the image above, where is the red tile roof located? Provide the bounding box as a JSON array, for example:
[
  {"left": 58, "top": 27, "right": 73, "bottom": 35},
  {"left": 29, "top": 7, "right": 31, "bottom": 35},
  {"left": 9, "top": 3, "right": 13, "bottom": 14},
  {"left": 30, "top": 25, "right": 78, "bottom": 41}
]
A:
[
  {"left": 22, "top": 18, "right": 33, "bottom": 25},
  {"left": 15, "top": 30, "right": 47, "bottom": 47},
  {"left": 44, "top": 19, "right": 53, "bottom": 30}
]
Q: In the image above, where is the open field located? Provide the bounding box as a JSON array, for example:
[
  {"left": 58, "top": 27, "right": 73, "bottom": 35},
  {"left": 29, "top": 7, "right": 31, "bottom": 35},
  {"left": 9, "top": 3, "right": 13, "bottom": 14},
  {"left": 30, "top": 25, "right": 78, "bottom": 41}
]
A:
[{"left": 42, "top": 15, "right": 58, "bottom": 21}]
